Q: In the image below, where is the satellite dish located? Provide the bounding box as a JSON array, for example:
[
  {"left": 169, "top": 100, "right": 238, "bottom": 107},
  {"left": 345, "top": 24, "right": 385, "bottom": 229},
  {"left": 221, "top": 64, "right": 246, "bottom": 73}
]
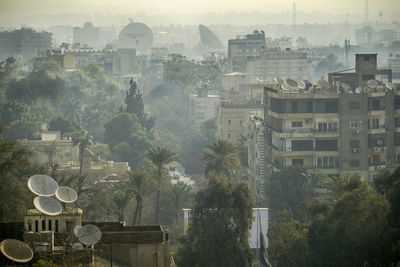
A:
[
  {"left": 33, "top": 196, "right": 62, "bottom": 216},
  {"left": 274, "top": 77, "right": 284, "bottom": 85},
  {"left": 355, "top": 87, "right": 362, "bottom": 94},
  {"left": 285, "top": 79, "right": 298, "bottom": 88},
  {"left": 0, "top": 239, "right": 33, "bottom": 263},
  {"left": 281, "top": 83, "right": 290, "bottom": 91},
  {"left": 72, "top": 243, "right": 84, "bottom": 251},
  {"left": 55, "top": 186, "right": 78, "bottom": 203},
  {"left": 367, "top": 80, "right": 379, "bottom": 88},
  {"left": 340, "top": 82, "right": 352, "bottom": 92},
  {"left": 386, "top": 83, "right": 394, "bottom": 90},
  {"left": 298, "top": 80, "right": 306, "bottom": 89},
  {"left": 28, "top": 175, "right": 59, "bottom": 196},
  {"left": 316, "top": 80, "right": 330, "bottom": 89},
  {"left": 77, "top": 224, "right": 102, "bottom": 246},
  {"left": 73, "top": 225, "right": 82, "bottom": 237}
]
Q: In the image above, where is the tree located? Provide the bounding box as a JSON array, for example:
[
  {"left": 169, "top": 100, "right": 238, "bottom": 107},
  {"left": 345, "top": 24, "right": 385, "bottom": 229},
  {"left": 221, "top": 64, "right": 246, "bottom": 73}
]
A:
[
  {"left": 0, "top": 128, "right": 40, "bottom": 222},
  {"left": 110, "top": 181, "right": 134, "bottom": 222},
  {"left": 308, "top": 175, "right": 390, "bottom": 267},
  {"left": 203, "top": 139, "right": 240, "bottom": 178},
  {"left": 72, "top": 128, "right": 93, "bottom": 174},
  {"left": 176, "top": 176, "right": 253, "bottom": 267},
  {"left": 130, "top": 170, "right": 152, "bottom": 225},
  {"left": 146, "top": 146, "right": 177, "bottom": 224},
  {"left": 41, "top": 141, "right": 58, "bottom": 168},
  {"left": 166, "top": 182, "right": 193, "bottom": 226},
  {"left": 268, "top": 210, "right": 310, "bottom": 267}
]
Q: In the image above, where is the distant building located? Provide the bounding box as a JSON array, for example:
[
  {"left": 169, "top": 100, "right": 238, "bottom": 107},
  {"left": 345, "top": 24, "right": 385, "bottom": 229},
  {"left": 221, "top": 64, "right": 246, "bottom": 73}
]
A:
[
  {"left": 355, "top": 26, "right": 399, "bottom": 45},
  {"left": 189, "top": 92, "right": 219, "bottom": 123},
  {"left": 228, "top": 30, "right": 265, "bottom": 72},
  {"left": 264, "top": 54, "right": 398, "bottom": 181},
  {"left": 73, "top": 22, "right": 100, "bottom": 49},
  {"left": 388, "top": 54, "right": 400, "bottom": 80},
  {"left": 246, "top": 47, "right": 310, "bottom": 82},
  {"left": 0, "top": 28, "right": 52, "bottom": 61},
  {"left": 20, "top": 131, "right": 79, "bottom": 167}
]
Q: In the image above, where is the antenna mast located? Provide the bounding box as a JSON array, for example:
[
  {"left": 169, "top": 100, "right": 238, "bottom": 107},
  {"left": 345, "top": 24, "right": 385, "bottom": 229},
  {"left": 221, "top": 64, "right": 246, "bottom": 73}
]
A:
[{"left": 365, "top": 0, "right": 369, "bottom": 25}]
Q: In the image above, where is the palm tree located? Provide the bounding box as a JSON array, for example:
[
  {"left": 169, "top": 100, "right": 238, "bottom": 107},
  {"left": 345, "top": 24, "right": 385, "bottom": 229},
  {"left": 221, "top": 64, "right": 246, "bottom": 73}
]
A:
[
  {"left": 73, "top": 128, "right": 93, "bottom": 174},
  {"left": 166, "top": 182, "right": 192, "bottom": 225},
  {"left": 110, "top": 181, "right": 133, "bottom": 222},
  {"left": 130, "top": 171, "right": 148, "bottom": 225},
  {"left": 146, "top": 146, "right": 177, "bottom": 224},
  {"left": 203, "top": 139, "right": 240, "bottom": 178}
]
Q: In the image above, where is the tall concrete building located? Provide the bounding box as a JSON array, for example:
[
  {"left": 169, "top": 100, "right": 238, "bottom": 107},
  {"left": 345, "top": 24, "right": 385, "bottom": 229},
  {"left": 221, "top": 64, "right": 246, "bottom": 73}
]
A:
[
  {"left": 0, "top": 28, "right": 52, "bottom": 61},
  {"left": 228, "top": 30, "right": 265, "bottom": 72},
  {"left": 73, "top": 22, "right": 100, "bottom": 48},
  {"left": 264, "top": 54, "right": 397, "bottom": 181}
]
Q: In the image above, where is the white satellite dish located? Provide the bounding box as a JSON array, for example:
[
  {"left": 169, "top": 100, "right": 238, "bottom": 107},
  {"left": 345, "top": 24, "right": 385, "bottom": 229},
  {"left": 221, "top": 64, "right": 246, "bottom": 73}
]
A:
[
  {"left": 77, "top": 224, "right": 102, "bottom": 246},
  {"left": 55, "top": 186, "right": 78, "bottom": 203},
  {"left": 281, "top": 83, "right": 290, "bottom": 91},
  {"left": 341, "top": 82, "right": 352, "bottom": 92},
  {"left": 73, "top": 225, "right": 82, "bottom": 237},
  {"left": 274, "top": 77, "right": 284, "bottom": 85},
  {"left": 72, "top": 243, "right": 84, "bottom": 251},
  {"left": 316, "top": 79, "right": 330, "bottom": 89},
  {"left": 298, "top": 80, "right": 306, "bottom": 89},
  {"left": 285, "top": 79, "right": 298, "bottom": 88},
  {"left": 0, "top": 239, "right": 33, "bottom": 263},
  {"left": 355, "top": 87, "right": 362, "bottom": 94},
  {"left": 33, "top": 196, "right": 62, "bottom": 216},
  {"left": 386, "top": 83, "right": 394, "bottom": 90},
  {"left": 28, "top": 175, "right": 59, "bottom": 196},
  {"left": 367, "top": 80, "right": 379, "bottom": 88}
]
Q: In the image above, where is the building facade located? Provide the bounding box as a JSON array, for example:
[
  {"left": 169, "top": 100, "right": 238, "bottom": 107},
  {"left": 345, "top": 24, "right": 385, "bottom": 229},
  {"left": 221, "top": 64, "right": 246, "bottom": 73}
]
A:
[
  {"left": 0, "top": 28, "right": 52, "bottom": 61},
  {"left": 264, "top": 54, "right": 398, "bottom": 181},
  {"left": 189, "top": 92, "right": 219, "bottom": 123}
]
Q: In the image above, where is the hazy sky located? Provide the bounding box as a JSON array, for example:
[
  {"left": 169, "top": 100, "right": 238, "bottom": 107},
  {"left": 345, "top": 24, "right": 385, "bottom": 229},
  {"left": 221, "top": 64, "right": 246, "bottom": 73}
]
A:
[
  {"left": 1, "top": 0, "right": 399, "bottom": 14},
  {"left": 0, "top": 0, "right": 399, "bottom": 27}
]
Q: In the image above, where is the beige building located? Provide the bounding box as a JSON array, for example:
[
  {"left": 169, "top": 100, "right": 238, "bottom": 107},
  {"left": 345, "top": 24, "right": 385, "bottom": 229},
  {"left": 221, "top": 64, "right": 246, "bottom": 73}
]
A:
[
  {"left": 264, "top": 54, "right": 398, "bottom": 181},
  {"left": 189, "top": 92, "right": 219, "bottom": 123},
  {"left": 20, "top": 131, "right": 79, "bottom": 167}
]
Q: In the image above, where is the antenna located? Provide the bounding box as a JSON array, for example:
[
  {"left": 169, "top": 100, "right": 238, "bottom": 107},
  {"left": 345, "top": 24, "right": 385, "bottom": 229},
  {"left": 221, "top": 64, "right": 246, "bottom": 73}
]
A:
[
  {"left": 28, "top": 174, "right": 59, "bottom": 197},
  {"left": 33, "top": 196, "right": 63, "bottom": 216},
  {"left": 344, "top": 38, "right": 350, "bottom": 67},
  {"left": 0, "top": 239, "right": 34, "bottom": 263},
  {"left": 293, "top": 2, "right": 297, "bottom": 26},
  {"left": 76, "top": 224, "right": 102, "bottom": 246},
  {"left": 379, "top": 11, "right": 383, "bottom": 30},
  {"left": 365, "top": 0, "right": 369, "bottom": 25},
  {"left": 55, "top": 186, "right": 78, "bottom": 204}
]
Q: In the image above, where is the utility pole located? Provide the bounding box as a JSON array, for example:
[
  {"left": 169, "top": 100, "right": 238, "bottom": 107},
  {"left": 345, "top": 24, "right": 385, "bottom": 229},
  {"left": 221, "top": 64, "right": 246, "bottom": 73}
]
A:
[{"left": 344, "top": 38, "right": 350, "bottom": 68}]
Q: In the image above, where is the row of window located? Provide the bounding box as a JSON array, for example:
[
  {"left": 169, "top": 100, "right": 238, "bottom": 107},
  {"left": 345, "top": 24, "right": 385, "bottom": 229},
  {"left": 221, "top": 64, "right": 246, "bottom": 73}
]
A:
[
  {"left": 28, "top": 219, "right": 59, "bottom": 232},
  {"left": 291, "top": 156, "right": 340, "bottom": 169},
  {"left": 227, "top": 119, "right": 243, "bottom": 126}
]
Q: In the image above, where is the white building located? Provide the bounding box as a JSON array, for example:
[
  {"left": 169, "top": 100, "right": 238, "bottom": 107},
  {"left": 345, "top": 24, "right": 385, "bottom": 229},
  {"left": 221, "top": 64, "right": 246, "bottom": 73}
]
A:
[{"left": 189, "top": 93, "right": 220, "bottom": 123}]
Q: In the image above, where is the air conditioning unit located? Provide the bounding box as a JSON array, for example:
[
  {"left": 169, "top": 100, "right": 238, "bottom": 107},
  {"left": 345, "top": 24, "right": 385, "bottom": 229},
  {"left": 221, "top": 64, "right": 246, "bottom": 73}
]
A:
[{"left": 352, "top": 148, "right": 359, "bottom": 153}]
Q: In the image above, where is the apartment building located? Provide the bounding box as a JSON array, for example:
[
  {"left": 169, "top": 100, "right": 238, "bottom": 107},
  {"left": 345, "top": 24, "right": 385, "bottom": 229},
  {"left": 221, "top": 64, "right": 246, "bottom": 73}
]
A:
[
  {"left": 189, "top": 92, "right": 219, "bottom": 123},
  {"left": 264, "top": 54, "right": 397, "bottom": 181},
  {"left": 228, "top": 30, "right": 265, "bottom": 72}
]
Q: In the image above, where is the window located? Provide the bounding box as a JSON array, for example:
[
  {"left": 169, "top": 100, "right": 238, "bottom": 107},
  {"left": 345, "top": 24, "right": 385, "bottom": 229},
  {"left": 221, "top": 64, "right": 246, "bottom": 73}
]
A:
[
  {"left": 364, "top": 56, "right": 370, "bottom": 61},
  {"left": 306, "top": 101, "right": 313, "bottom": 112},
  {"left": 349, "top": 159, "right": 360, "bottom": 167},
  {"left": 227, "top": 134, "right": 231, "bottom": 139},
  {"left": 396, "top": 151, "right": 400, "bottom": 162},
  {"left": 350, "top": 121, "right": 360, "bottom": 129},
  {"left": 396, "top": 117, "right": 400, "bottom": 128},
  {"left": 372, "top": 99, "right": 380, "bottom": 110},
  {"left": 317, "top": 122, "right": 328, "bottom": 132},
  {"left": 228, "top": 120, "right": 231, "bottom": 125},
  {"left": 350, "top": 140, "right": 360, "bottom": 148},
  {"left": 239, "top": 120, "right": 243, "bottom": 126},
  {"left": 369, "top": 118, "right": 379, "bottom": 129},
  {"left": 316, "top": 156, "right": 339, "bottom": 169},
  {"left": 28, "top": 224, "right": 32, "bottom": 232},
  {"left": 349, "top": 101, "right": 360, "bottom": 110},
  {"left": 292, "top": 159, "right": 304, "bottom": 167},
  {"left": 42, "top": 220, "right": 46, "bottom": 231},
  {"left": 325, "top": 101, "right": 338, "bottom": 113},
  {"left": 35, "top": 220, "right": 39, "bottom": 232},
  {"left": 291, "top": 102, "right": 298, "bottom": 113},
  {"left": 395, "top": 98, "right": 400, "bottom": 109},
  {"left": 291, "top": 121, "right": 303, "bottom": 127},
  {"left": 315, "top": 139, "right": 338, "bottom": 151},
  {"left": 55, "top": 220, "right": 59, "bottom": 232},
  {"left": 48, "top": 220, "right": 52, "bottom": 231},
  {"left": 291, "top": 140, "right": 313, "bottom": 151}
]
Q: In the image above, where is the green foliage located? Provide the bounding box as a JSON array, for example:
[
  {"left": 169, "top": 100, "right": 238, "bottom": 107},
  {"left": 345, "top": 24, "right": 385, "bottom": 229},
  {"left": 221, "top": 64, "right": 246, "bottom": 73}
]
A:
[
  {"left": 33, "top": 259, "right": 59, "bottom": 267},
  {"left": 176, "top": 176, "right": 253, "bottom": 267},
  {"left": 203, "top": 139, "right": 240, "bottom": 178},
  {"left": 146, "top": 146, "right": 177, "bottom": 224},
  {"left": 268, "top": 210, "right": 309, "bottom": 267},
  {"left": 110, "top": 180, "right": 134, "bottom": 222}
]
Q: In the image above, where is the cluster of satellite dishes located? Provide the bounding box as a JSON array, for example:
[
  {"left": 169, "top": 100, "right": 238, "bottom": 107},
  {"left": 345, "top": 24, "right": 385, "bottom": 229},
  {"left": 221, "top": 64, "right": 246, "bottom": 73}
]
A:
[
  {"left": 274, "top": 77, "right": 326, "bottom": 91},
  {"left": 0, "top": 174, "right": 101, "bottom": 264},
  {"left": 339, "top": 79, "right": 395, "bottom": 95}
]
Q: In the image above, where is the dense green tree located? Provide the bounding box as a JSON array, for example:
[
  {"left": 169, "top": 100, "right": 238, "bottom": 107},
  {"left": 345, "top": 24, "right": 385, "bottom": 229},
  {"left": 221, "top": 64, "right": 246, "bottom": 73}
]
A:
[
  {"left": 176, "top": 176, "right": 253, "bottom": 267},
  {"left": 203, "top": 139, "right": 240, "bottom": 178},
  {"left": 146, "top": 146, "right": 177, "bottom": 224},
  {"left": 48, "top": 116, "right": 75, "bottom": 135},
  {"left": 110, "top": 181, "right": 134, "bottom": 222},
  {"left": 309, "top": 175, "right": 391, "bottom": 267},
  {"left": 266, "top": 168, "right": 318, "bottom": 220},
  {"left": 166, "top": 182, "right": 193, "bottom": 225},
  {"left": 104, "top": 113, "right": 143, "bottom": 146},
  {"left": 130, "top": 170, "right": 153, "bottom": 226},
  {"left": 268, "top": 210, "right": 310, "bottom": 267}
]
